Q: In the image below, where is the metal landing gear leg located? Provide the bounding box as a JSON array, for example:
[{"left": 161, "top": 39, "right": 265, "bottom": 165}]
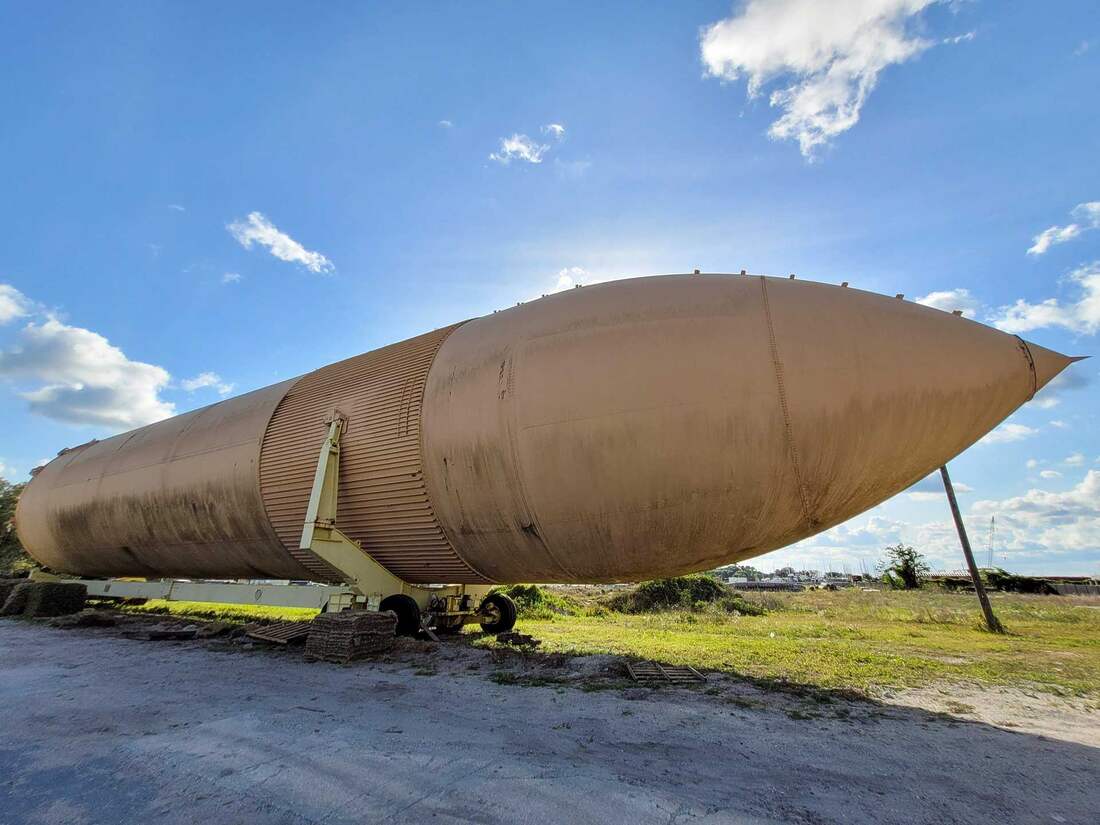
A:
[{"left": 299, "top": 412, "right": 494, "bottom": 634}]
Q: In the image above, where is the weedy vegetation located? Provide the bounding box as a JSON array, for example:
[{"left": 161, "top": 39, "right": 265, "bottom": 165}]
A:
[
  {"left": 517, "top": 585, "right": 1100, "bottom": 698},
  {"left": 105, "top": 578, "right": 1100, "bottom": 701}
]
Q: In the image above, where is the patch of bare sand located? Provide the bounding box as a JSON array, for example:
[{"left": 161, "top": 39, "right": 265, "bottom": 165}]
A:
[{"left": 885, "top": 684, "right": 1100, "bottom": 746}]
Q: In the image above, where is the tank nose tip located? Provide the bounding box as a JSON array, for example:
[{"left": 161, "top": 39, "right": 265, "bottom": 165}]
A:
[{"left": 1023, "top": 341, "right": 1087, "bottom": 392}]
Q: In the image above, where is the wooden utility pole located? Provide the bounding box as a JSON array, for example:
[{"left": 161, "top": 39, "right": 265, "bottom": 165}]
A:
[{"left": 940, "top": 464, "right": 1003, "bottom": 633}]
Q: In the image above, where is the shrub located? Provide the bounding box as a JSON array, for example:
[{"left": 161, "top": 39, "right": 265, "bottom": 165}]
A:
[
  {"left": 605, "top": 575, "right": 765, "bottom": 615},
  {"left": 490, "top": 584, "right": 580, "bottom": 619}
]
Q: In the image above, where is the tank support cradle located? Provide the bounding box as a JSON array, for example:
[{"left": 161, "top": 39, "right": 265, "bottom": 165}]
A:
[{"left": 299, "top": 412, "right": 493, "bottom": 630}]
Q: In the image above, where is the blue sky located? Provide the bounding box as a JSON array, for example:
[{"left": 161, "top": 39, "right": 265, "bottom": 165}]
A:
[{"left": 1, "top": 1, "right": 1098, "bottom": 574}]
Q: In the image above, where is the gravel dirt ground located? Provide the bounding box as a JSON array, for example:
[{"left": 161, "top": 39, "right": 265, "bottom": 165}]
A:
[{"left": 1, "top": 620, "right": 1098, "bottom": 825}]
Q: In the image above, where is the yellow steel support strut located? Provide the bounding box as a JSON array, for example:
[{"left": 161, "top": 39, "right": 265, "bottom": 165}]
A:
[
  {"left": 299, "top": 412, "right": 406, "bottom": 610},
  {"left": 298, "top": 412, "right": 490, "bottom": 614}
]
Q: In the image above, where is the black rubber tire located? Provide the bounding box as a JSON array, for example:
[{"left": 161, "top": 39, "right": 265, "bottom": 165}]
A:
[
  {"left": 479, "top": 593, "right": 518, "bottom": 634},
  {"left": 379, "top": 594, "right": 421, "bottom": 636}
]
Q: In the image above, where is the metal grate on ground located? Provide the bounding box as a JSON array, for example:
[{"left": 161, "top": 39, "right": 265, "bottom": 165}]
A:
[{"left": 626, "top": 661, "right": 706, "bottom": 684}]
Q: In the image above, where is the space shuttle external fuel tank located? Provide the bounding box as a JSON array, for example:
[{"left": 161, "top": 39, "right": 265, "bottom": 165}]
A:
[{"left": 16, "top": 274, "right": 1079, "bottom": 587}]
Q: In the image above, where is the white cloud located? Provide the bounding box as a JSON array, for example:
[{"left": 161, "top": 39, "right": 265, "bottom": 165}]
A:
[
  {"left": 906, "top": 472, "right": 971, "bottom": 501},
  {"left": 989, "top": 261, "right": 1100, "bottom": 335},
  {"left": 222, "top": 272, "right": 242, "bottom": 284},
  {"left": 550, "top": 266, "right": 587, "bottom": 293},
  {"left": 180, "top": 371, "right": 234, "bottom": 396},
  {"left": 1026, "top": 201, "right": 1100, "bottom": 255},
  {"left": 978, "top": 422, "right": 1038, "bottom": 446},
  {"left": 489, "top": 134, "right": 550, "bottom": 165},
  {"left": 700, "top": 0, "right": 949, "bottom": 158},
  {"left": 1065, "top": 452, "right": 1085, "bottom": 466},
  {"left": 438, "top": 119, "right": 453, "bottom": 128},
  {"left": 542, "top": 123, "right": 566, "bottom": 140},
  {"left": 1027, "top": 224, "right": 1082, "bottom": 256},
  {"left": 943, "top": 31, "right": 975, "bottom": 45},
  {"left": 1026, "top": 459, "right": 1039, "bottom": 469},
  {"left": 1039, "top": 470, "right": 1062, "bottom": 480},
  {"left": 167, "top": 204, "right": 186, "bottom": 212},
  {"left": 526, "top": 267, "right": 590, "bottom": 302},
  {"left": 972, "top": 470, "right": 1100, "bottom": 553},
  {"left": 0, "top": 284, "right": 33, "bottom": 325},
  {"left": 1049, "top": 419, "right": 1068, "bottom": 429},
  {"left": 915, "top": 287, "right": 979, "bottom": 318},
  {"left": 0, "top": 316, "right": 174, "bottom": 430},
  {"left": 227, "top": 212, "right": 334, "bottom": 274}
]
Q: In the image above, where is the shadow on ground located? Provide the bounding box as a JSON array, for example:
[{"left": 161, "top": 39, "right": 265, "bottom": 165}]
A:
[{"left": 1, "top": 616, "right": 1097, "bottom": 825}]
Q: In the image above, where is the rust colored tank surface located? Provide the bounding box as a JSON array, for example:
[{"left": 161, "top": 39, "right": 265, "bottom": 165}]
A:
[{"left": 16, "top": 274, "right": 1080, "bottom": 584}]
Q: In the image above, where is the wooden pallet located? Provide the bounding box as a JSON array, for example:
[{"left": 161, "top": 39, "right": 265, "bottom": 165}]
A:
[
  {"left": 246, "top": 621, "right": 313, "bottom": 645},
  {"left": 626, "top": 661, "right": 706, "bottom": 684}
]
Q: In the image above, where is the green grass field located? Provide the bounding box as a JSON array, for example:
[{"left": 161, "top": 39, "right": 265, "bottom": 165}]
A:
[
  {"left": 511, "top": 589, "right": 1100, "bottom": 698},
  {"left": 121, "top": 599, "right": 319, "bottom": 623},
  {"left": 117, "top": 588, "right": 1100, "bottom": 700}
]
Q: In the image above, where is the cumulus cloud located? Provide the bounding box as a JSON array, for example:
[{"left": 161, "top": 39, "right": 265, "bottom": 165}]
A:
[
  {"left": 915, "top": 287, "right": 979, "bottom": 318},
  {"left": 1026, "top": 201, "right": 1100, "bottom": 255},
  {"left": 438, "top": 119, "right": 453, "bottom": 128},
  {"left": 1049, "top": 420, "right": 1068, "bottom": 429},
  {"left": 1065, "top": 452, "right": 1086, "bottom": 466},
  {"left": 549, "top": 266, "right": 587, "bottom": 293},
  {"left": 700, "top": 0, "right": 949, "bottom": 158},
  {"left": 978, "top": 422, "right": 1038, "bottom": 446},
  {"left": 972, "top": 470, "right": 1100, "bottom": 553},
  {"left": 1039, "top": 470, "right": 1062, "bottom": 479},
  {"left": 180, "top": 371, "right": 234, "bottom": 396},
  {"left": 222, "top": 272, "right": 242, "bottom": 284},
  {"left": 989, "top": 261, "right": 1100, "bottom": 335},
  {"left": 227, "top": 212, "right": 334, "bottom": 274},
  {"left": 489, "top": 134, "right": 550, "bottom": 165},
  {"left": 0, "top": 316, "right": 174, "bottom": 429},
  {"left": 0, "top": 284, "right": 32, "bottom": 325},
  {"left": 542, "top": 123, "right": 566, "bottom": 140},
  {"left": 525, "top": 267, "right": 590, "bottom": 302}
]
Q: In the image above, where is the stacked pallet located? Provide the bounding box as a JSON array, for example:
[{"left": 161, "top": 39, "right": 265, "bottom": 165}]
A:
[
  {"left": 305, "top": 610, "right": 397, "bottom": 663},
  {"left": 0, "top": 581, "right": 87, "bottom": 617}
]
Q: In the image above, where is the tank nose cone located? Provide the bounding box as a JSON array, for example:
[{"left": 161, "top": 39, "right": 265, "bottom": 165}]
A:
[{"left": 1023, "top": 340, "right": 1087, "bottom": 393}]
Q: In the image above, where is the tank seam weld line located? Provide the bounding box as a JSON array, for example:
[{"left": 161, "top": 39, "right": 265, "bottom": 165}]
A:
[
  {"left": 759, "top": 276, "right": 816, "bottom": 530},
  {"left": 1014, "top": 336, "right": 1038, "bottom": 400}
]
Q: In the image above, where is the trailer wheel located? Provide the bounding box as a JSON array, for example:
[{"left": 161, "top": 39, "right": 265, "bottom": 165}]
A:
[
  {"left": 478, "top": 593, "right": 517, "bottom": 634},
  {"left": 379, "top": 594, "right": 421, "bottom": 636}
]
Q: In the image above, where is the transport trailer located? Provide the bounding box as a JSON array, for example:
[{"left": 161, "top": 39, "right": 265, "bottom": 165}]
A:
[
  {"left": 16, "top": 273, "right": 1080, "bottom": 635},
  {"left": 33, "top": 412, "right": 514, "bottom": 636}
]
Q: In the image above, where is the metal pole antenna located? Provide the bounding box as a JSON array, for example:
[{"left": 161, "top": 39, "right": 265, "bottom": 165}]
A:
[{"left": 940, "top": 464, "right": 1003, "bottom": 633}]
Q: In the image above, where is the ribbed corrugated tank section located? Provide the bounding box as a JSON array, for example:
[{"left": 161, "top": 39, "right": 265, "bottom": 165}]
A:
[{"left": 258, "top": 324, "right": 490, "bottom": 584}]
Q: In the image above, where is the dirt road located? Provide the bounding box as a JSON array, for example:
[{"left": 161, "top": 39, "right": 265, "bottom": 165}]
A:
[{"left": 1, "top": 622, "right": 1097, "bottom": 824}]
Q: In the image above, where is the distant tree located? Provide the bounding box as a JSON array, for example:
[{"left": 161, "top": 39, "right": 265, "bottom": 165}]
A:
[
  {"left": 878, "top": 544, "right": 929, "bottom": 590},
  {"left": 0, "top": 478, "right": 32, "bottom": 575}
]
